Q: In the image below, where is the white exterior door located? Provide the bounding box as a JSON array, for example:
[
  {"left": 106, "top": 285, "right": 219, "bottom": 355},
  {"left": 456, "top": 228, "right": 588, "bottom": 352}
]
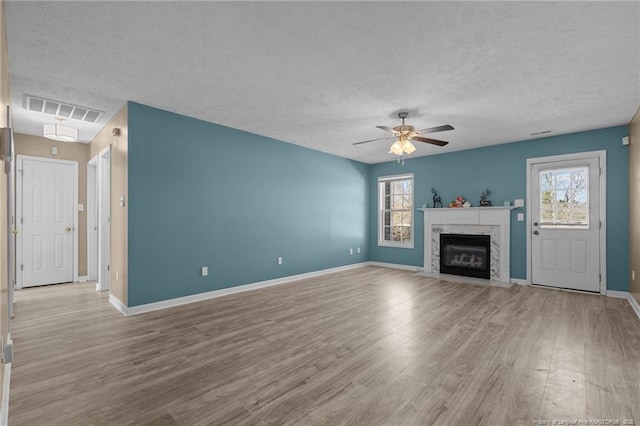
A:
[
  {"left": 19, "top": 157, "right": 76, "bottom": 287},
  {"left": 530, "top": 157, "right": 601, "bottom": 292}
]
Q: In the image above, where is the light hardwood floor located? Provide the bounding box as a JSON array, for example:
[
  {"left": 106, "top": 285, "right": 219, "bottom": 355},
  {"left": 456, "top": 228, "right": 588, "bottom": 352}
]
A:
[{"left": 8, "top": 266, "right": 640, "bottom": 425}]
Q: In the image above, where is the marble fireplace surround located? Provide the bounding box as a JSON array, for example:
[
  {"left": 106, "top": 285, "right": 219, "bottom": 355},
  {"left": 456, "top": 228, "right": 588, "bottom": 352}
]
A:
[{"left": 418, "top": 207, "right": 515, "bottom": 283}]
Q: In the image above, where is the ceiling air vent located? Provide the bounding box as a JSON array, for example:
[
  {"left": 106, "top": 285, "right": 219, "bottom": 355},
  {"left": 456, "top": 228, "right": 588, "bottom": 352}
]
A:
[{"left": 24, "top": 95, "right": 103, "bottom": 123}]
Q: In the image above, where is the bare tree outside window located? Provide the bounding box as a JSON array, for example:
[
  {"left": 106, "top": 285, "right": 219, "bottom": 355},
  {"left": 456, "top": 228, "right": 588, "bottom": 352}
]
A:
[
  {"left": 540, "top": 167, "right": 589, "bottom": 228},
  {"left": 379, "top": 175, "right": 413, "bottom": 247}
]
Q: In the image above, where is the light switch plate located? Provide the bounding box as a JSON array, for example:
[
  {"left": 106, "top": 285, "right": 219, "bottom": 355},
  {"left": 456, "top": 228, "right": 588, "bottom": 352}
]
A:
[
  {"left": 514, "top": 199, "right": 525, "bottom": 207},
  {"left": 78, "top": 204, "right": 84, "bottom": 211},
  {"left": 120, "top": 196, "right": 125, "bottom": 207},
  {"left": 517, "top": 213, "right": 524, "bottom": 221},
  {"left": 201, "top": 266, "right": 208, "bottom": 276},
  {"left": 51, "top": 146, "right": 58, "bottom": 155}
]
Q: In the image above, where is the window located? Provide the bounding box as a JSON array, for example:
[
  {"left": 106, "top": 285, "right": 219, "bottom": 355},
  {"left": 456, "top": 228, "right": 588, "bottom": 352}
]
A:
[
  {"left": 539, "top": 167, "right": 589, "bottom": 228},
  {"left": 378, "top": 174, "right": 414, "bottom": 248}
]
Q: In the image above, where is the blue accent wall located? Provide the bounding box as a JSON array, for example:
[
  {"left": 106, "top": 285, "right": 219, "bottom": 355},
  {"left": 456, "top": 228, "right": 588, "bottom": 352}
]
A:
[
  {"left": 126, "top": 101, "right": 629, "bottom": 305},
  {"left": 127, "top": 102, "right": 369, "bottom": 306},
  {"left": 368, "top": 126, "right": 629, "bottom": 291}
]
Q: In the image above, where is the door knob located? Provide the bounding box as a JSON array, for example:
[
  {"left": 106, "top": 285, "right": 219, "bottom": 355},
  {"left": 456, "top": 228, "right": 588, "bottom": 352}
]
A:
[
  {"left": 533, "top": 222, "right": 539, "bottom": 226},
  {"left": 533, "top": 230, "right": 539, "bottom": 235},
  {"left": 65, "top": 226, "right": 72, "bottom": 232}
]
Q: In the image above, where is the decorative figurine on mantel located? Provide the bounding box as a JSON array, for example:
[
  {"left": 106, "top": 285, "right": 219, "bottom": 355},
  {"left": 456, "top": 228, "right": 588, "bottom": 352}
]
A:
[
  {"left": 479, "top": 189, "right": 492, "bottom": 207},
  {"left": 431, "top": 187, "right": 443, "bottom": 208},
  {"left": 449, "top": 195, "right": 467, "bottom": 208}
]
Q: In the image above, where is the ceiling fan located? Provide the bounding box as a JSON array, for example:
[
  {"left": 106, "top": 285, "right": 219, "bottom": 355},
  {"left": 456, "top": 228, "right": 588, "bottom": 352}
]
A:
[{"left": 353, "top": 112, "right": 454, "bottom": 156}]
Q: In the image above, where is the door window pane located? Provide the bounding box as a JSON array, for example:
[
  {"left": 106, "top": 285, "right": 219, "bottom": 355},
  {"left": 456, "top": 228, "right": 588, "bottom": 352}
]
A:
[{"left": 539, "top": 167, "right": 589, "bottom": 228}]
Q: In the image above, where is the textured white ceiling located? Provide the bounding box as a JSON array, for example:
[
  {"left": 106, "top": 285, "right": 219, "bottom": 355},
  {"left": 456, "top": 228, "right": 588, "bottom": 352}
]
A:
[{"left": 5, "top": 1, "right": 639, "bottom": 164}]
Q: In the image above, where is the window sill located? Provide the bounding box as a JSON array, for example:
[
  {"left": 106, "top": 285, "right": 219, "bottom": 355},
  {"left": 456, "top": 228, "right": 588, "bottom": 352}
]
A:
[{"left": 378, "top": 242, "right": 414, "bottom": 249}]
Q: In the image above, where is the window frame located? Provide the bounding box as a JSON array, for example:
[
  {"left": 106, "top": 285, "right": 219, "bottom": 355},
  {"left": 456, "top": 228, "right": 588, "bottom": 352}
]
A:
[
  {"left": 538, "top": 166, "right": 590, "bottom": 229},
  {"left": 377, "top": 173, "right": 415, "bottom": 249}
]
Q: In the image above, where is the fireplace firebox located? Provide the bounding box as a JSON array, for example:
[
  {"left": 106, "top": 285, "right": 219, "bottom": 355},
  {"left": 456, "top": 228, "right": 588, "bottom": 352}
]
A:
[{"left": 440, "top": 234, "right": 491, "bottom": 279}]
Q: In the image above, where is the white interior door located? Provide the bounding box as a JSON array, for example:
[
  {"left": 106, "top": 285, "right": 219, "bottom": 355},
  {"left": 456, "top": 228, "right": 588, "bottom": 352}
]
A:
[
  {"left": 530, "top": 157, "right": 601, "bottom": 292},
  {"left": 19, "top": 157, "right": 76, "bottom": 287}
]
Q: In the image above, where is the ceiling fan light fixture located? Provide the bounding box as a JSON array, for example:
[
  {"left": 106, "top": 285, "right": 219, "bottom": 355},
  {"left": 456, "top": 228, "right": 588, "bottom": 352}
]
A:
[
  {"left": 43, "top": 117, "right": 78, "bottom": 142},
  {"left": 389, "top": 140, "right": 404, "bottom": 156},
  {"left": 403, "top": 140, "right": 416, "bottom": 154},
  {"left": 353, "top": 111, "right": 453, "bottom": 156}
]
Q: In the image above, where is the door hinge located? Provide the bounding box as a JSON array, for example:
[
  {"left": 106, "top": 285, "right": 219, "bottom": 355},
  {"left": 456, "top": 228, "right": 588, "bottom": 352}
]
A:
[
  {"left": 20, "top": 264, "right": 23, "bottom": 271},
  {"left": 107, "top": 265, "right": 110, "bottom": 271},
  {"left": 20, "top": 217, "right": 23, "bottom": 224},
  {"left": 599, "top": 273, "right": 602, "bottom": 282},
  {"left": 599, "top": 220, "right": 602, "bottom": 229}
]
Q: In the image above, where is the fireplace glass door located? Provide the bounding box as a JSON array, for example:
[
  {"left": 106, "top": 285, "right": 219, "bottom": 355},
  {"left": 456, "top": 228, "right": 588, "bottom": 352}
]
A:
[{"left": 440, "top": 234, "right": 491, "bottom": 279}]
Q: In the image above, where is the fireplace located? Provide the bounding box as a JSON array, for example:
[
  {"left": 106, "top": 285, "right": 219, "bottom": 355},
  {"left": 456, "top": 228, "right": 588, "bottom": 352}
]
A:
[{"left": 439, "top": 234, "right": 491, "bottom": 279}]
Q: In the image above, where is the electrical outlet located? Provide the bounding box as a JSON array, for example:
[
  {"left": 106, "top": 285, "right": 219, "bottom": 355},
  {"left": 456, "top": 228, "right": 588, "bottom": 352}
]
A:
[
  {"left": 517, "top": 213, "right": 524, "bottom": 221},
  {"left": 201, "top": 266, "right": 208, "bottom": 276},
  {"left": 357, "top": 247, "right": 361, "bottom": 254},
  {"left": 277, "top": 257, "right": 283, "bottom": 265},
  {"left": 349, "top": 248, "right": 353, "bottom": 255},
  {"left": 51, "top": 146, "right": 58, "bottom": 155}
]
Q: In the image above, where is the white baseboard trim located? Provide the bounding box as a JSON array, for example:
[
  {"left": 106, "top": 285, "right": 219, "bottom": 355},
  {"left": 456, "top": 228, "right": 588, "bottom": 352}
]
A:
[
  {"left": 510, "top": 278, "right": 527, "bottom": 286},
  {"left": 605, "top": 290, "right": 640, "bottom": 321},
  {"left": 626, "top": 293, "right": 640, "bottom": 320},
  {"left": 1, "top": 361, "right": 11, "bottom": 426},
  {"left": 367, "top": 261, "right": 422, "bottom": 272},
  {"left": 112, "top": 262, "right": 370, "bottom": 317},
  {"left": 77, "top": 276, "right": 89, "bottom": 283},
  {"left": 605, "top": 290, "right": 628, "bottom": 299},
  {"left": 109, "top": 294, "right": 128, "bottom": 317}
]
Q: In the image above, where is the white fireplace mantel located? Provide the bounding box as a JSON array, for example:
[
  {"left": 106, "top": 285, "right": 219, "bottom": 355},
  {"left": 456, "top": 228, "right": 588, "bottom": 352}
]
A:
[{"left": 418, "top": 207, "right": 516, "bottom": 283}]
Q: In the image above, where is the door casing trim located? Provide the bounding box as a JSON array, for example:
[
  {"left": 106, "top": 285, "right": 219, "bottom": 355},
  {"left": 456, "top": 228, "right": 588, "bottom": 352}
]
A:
[
  {"left": 87, "top": 155, "right": 97, "bottom": 282},
  {"left": 15, "top": 155, "right": 79, "bottom": 289},
  {"left": 526, "top": 150, "right": 607, "bottom": 294}
]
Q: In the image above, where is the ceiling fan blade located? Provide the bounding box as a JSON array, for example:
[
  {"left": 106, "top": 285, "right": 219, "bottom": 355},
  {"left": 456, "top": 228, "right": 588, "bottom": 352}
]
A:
[
  {"left": 375, "top": 126, "right": 396, "bottom": 133},
  {"left": 353, "top": 136, "right": 394, "bottom": 146},
  {"left": 411, "top": 136, "right": 449, "bottom": 147},
  {"left": 418, "top": 124, "right": 454, "bottom": 134}
]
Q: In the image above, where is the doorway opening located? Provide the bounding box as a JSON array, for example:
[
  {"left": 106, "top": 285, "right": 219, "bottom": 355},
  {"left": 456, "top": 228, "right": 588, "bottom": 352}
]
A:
[{"left": 88, "top": 146, "right": 110, "bottom": 292}]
